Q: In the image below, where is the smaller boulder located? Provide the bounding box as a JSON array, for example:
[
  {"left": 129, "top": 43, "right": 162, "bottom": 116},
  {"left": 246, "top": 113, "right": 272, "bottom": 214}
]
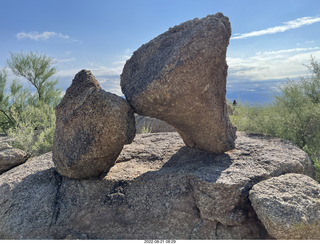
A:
[
  {"left": 249, "top": 173, "right": 320, "bottom": 239},
  {"left": 52, "top": 70, "right": 136, "bottom": 179},
  {"left": 0, "top": 143, "right": 27, "bottom": 174}
]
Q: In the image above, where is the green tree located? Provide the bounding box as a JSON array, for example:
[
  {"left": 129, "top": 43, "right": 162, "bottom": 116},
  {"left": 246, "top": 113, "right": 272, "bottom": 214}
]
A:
[
  {"left": 0, "top": 51, "right": 62, "bottom": 155},
  {"left": 0, "top": 69, "right": 13, "bottom": 132},
  {"left": 0, "top": 69, "right": 6, "bottom": 103},
  {"left": 6, "top": 51, "right": 61, "bottom": 106}
]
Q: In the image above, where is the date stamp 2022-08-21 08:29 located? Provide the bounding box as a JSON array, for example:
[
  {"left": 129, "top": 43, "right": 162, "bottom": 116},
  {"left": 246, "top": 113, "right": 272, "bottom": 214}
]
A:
[{"left": 144, "top": 240, "right": 177, "bottom": 244}]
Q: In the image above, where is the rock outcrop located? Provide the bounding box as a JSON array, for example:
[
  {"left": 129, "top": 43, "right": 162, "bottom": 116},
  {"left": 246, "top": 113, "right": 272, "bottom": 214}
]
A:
[
  {"left": 250, "top": 173, "right": 320, "bottom": 239},
  {"left": 0, "top": 132, "right": 315, "bottom": 239},
  {"left": 121, "top": 13, "right": 236, "bottom": 154},
  {"left": 0, "top": 141, "right": 27, "bottom": 174},
  {"left": 52, "top": 70, "right": 136, "bottom": 179},
  {"left": 135, "top": 115, "right": 176, "bottom": 134}
]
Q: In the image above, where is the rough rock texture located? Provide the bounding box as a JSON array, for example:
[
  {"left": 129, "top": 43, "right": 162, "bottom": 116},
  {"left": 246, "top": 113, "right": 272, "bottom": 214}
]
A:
[
  {"left": 52, "top": 70, "right": 136, "bottom": 179},
  {"left": 121, "top": 13, "right": 236, "bottom": 154},
  {"left": 0, "top": 132, "right": 315, "bottom": 240},
  {"left": 249, "top": 173, "right": 320, "bottom": 239},
  {"left": 135, "top": 115, "right": 176, "bottom": 133},
  {"left": 0, "top": 141, "right": 27, "bottom": 174}
]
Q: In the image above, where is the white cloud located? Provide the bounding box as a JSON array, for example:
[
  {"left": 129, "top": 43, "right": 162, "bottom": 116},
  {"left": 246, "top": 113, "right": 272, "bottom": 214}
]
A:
[
  {"left": 56, "top": 67, "right": 123, "bottom": 96},
  {"left": 231, "top": 16, "right": 320, "bottom": 40},
  {"left": 56, "top": 69, "right": 79, "bottom": 77},
  {"left": 227, "top": 46, "right": 320, "bottom": 81},
  {"left": 16, "top": 31, "right": 81, "bottom": 43},
  {"left": 112, "top": 49, "right": 133, "bottom": 66},
  {"left": 256, "top": 47, "right": 320, "bottom": 56},
  {"left": 88, "top": 65, "right": 123, "bottom": 77},
  {"left": 54, "top": 49, "right": 133, "bottom": 95},
  {"left": 55, "top": 61, "right": 125, "bottom": 96},
  {"left": 54, "top": 57, "right": 76, "bottom": 63},
  {"left": 99, "top": 77, "right": 122, "bottom": 95}
]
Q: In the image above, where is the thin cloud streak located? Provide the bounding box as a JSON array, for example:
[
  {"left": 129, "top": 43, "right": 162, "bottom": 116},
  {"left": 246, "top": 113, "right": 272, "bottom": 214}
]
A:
[
  {"left": 54, "top": 57, "right": 76, "bottom": 63},
  {"left": 16, "top": 31, "right": 81, "bottom": 43},
  {"left": 227, "top": 47, "right": 320, "bottom": 81},
  {"left": 256, "top": 47, "right": 320, "bottom": 56},
  {"left": 231, "top": 16, "right": 320, "bottom": 40}
]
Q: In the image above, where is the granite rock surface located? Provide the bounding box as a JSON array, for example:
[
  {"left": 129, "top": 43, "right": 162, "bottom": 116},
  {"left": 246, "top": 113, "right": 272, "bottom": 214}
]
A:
[{"left": 0, "top": 132, "right": 315, "bottom": 239}]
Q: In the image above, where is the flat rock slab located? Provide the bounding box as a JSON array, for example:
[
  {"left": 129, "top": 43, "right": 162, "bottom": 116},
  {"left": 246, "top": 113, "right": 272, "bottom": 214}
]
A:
[
  {"left": 0, "top": 132, "right": 314, "bottom": 239},
  {"left": 250, "top": 173, "right": 320, "bottom": 239}
]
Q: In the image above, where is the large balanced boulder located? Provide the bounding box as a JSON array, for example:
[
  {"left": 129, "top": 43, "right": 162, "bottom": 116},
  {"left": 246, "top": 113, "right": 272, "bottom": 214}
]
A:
[
  {"left": 249, "top": 173, "right": 320, "bottom": 239},
  {"left": 0, "top": 142, "right": 27, "bottom": 174},
  {"left": 52, "top": 70, "right": 136, "bottom": 179},
  {"left": 121, "top": 13, "right": 236, "bottom": 154},
  {"left": 0, "top": 132, "right": 315, "bottom": 239}
]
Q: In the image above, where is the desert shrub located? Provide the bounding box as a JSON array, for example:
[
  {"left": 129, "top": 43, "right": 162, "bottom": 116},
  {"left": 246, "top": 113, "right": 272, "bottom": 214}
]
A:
[
  {"left": 230, "top": 103, "right": 282, "bottom": 136},
  {"left": 141, "top": 122, "right": 152, "bottom": 134},
  {"left": 7, "top": 103, "right": 56, "bottom": 156},
  {"left": 273, "top": 82, "right": 320, "bottom": 149},
  {"left": 0, "top": 69, "right": 12, "bottom": 133},
  {"left": 304, "top": 146, "right": 320, "bottom": 181},
  {"left": 230, "top": 57, "right": 320, "bottom": 182},
  {"left": 0, "top": 69, "right": 32, "bottom": 133}
]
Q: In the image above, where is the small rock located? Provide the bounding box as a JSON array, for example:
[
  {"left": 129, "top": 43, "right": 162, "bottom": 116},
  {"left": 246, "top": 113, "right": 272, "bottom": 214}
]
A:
[
  {"left": 0, "top": 143, "right": 27, "bottom": 174},
  {"left": 0, "top": 143, "right": 12, "bottom": 151},
  {"left": 249, "top": 173, "right": 320, "bottom": 239},
  {"left": 121, "top": 13, "right": 236, "bottom": 154},
  {"left": 52, "top": 70, "right": 136, "bottom": 179}
]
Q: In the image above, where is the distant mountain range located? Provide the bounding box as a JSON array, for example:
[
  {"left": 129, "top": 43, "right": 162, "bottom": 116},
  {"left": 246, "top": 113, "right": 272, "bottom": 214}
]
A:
[
  {"left": 226, "top": 78, "right": 285, "bottom": 105},
  {"left": 226, "top": 90, "right": 275, "bottom": 105}
]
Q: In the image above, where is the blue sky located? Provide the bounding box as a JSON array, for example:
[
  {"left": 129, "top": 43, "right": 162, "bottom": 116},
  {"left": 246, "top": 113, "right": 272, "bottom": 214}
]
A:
[{"left": 1, "top": 0, "right": 320, "bottom": 104}]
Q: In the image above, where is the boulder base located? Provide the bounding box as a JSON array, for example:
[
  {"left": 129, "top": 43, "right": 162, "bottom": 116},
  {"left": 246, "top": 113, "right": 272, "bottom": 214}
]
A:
[{"left": 0, "top": 132, "right": 315, "bottom": 239}]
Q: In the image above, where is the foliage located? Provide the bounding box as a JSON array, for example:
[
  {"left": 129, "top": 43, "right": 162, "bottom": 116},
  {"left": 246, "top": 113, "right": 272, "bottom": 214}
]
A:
[
  {"left": 6, "top": 51, "right": 61, "bottom": 106},
  {"left": 0, "top": 69, "right": 31, "bottom": 133},
  {"left": 141, "top": 122, "right": 152, "bottom": 134},
  {"left": 230, "top": 103, "right": 282, "bottom": 136},
  {"left": 230, "top": 57, "right": 320, "bottom": 182},
  {"left": 0, "top": 52, "right": 61, "bottom": 155},
  {"left": 0, "top": 69, "right": 12, "bottom": 132},
  {"left": 7, "top": 103, "right": 56, "bottom": 156}
]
